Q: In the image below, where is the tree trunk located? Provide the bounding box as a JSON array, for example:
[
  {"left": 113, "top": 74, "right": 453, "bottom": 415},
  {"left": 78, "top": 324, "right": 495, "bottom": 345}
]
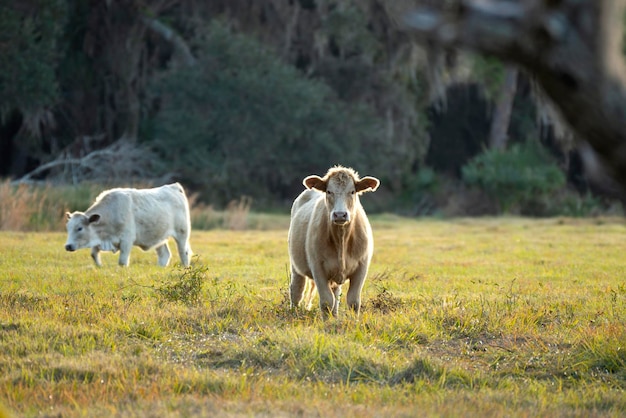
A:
[
  {"left": 489, "top": 65, "right": 518, "bottom": 150},
  {"left": 403, "top": 0, "right": 626, "bottom": 194}
]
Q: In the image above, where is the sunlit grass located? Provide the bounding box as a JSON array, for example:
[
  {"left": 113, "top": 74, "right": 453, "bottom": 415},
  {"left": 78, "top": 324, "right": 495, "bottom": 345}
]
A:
[{"left": 0, "top": 216, "right": 625, "bottom": 416}]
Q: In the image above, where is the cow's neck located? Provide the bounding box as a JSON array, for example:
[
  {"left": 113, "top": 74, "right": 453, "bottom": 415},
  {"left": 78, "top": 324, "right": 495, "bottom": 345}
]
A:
[{"left": 330, "top": 221, "right": 354, "bottom": 284}]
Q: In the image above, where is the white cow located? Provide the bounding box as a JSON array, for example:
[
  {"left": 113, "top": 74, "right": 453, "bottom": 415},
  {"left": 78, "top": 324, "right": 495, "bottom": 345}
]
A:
[
  {"left": 65, "top": 183, "right": 193, "bottom": 267},
  {"left": 288, "top": 166, "right": 380, "bottom": 318}
]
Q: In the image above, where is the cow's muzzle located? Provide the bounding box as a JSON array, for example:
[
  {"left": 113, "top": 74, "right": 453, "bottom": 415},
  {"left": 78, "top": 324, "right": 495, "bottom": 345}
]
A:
[
  {"left": 331, "top": 211, "right": 349, "bottom": 225},
  {"left": 65, "top": 244, "right": 75, "bottom": 252}
]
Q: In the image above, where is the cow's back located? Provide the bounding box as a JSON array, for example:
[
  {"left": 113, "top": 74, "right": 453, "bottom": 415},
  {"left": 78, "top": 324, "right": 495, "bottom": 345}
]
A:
[
  {"left": 87, "top": 183, "right": 190, "bottom": 249},
  {"left": 128, "top": 184, "right": 190, "bottom": 246}
]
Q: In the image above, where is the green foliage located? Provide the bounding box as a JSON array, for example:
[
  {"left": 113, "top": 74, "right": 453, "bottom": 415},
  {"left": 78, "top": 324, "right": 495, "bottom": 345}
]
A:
[
  {"left": 0, "top": 1, "right": 67, "bottom": 120},
  {"left": 150, "top": 21, "right": 387, "bottom": 206},
  {"left": 319, "top": 2, "right": 380, "bottom": 61},
  {"left": 462, "top": 142, "right": 566, "bottom": 213},
  {"left": 469, "top": 54, "right": 505, "bottom": 101},
  {"left": 558, "top": 192, "right": 612, "bottom": 217},
  {"left": 396, "top": 167, "right": 442, "bottom": 215}
]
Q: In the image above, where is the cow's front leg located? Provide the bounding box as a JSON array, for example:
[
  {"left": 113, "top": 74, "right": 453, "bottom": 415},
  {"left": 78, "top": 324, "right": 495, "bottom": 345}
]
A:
[
  {"left": 90, "top": 246, "right": 102, "bottom": 267},
  {"left": 314, "top": 277, "right": 336, "bottom": 320},
  {"left": 346, "top": 262, "right": 368, "bottom": 315},
  {"left": 155, "top": 243, "right": 171, "bottom": 267},
  {"left": 117, "top": 241, "right": 132, "bottom": 266}
]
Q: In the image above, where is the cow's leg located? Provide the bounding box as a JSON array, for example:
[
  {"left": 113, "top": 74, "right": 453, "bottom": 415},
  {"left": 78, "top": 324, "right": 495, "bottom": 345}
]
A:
[
  {"left": 315, "top": 278, "right": 336, "bottom": 319},
  {"left": 289, "top": 267, "right": 308, "bottom": 308},
  {"left": 174, "top": 230, "right": 192, "bottom": 267},
  {"left": 346, "top": 262, "right": 368, "bottom": 315},
  {"left": 90, "top": 247, "right": 102, "bottom": 267},
  {"left": 117, "top": 241, "right": 132, "bottom": 266},
  {"left": 303, "top": 278, "right": 317, "bottom": 310},
  {"left": 156, "top": 243, "right": 171, "bottom": 267},
  {"left": 331, "top": 284, "right": 342, "bottom": 317}
]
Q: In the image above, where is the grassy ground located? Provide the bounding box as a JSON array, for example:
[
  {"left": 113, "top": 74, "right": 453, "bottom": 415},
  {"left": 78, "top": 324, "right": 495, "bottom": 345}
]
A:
[{"left": 1, "top": 216, "right": 625, "bottom": 417}]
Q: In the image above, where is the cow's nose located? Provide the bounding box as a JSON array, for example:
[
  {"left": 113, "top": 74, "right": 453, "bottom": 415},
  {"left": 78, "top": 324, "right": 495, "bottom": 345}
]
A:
[
  {"left": 65, "top": 244, "right": 74, "bottom": 252},
  {"left": 332, "top": 211, "right": 349, "bottom": 224}
]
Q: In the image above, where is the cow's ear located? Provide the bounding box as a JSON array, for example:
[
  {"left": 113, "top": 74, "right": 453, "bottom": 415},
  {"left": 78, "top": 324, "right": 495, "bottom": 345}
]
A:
[
  {"left": 356, "top": 176, "right": 380, "bottom": 193},
  {"left": 88, "top": 214, "right": 101, "bottom": 224},
  {"left": 65, "top": 212, "right": 72, "bottom": 221},
  {"left": 304, "top": 175, "right": 326, "bottom": 191}
]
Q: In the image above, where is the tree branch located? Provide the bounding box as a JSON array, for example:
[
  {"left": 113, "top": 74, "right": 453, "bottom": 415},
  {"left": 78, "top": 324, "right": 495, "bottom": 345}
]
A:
[
  {"left": 13, "top": 140, "right": 172, "bottom": 185},
  {"left": 141, "top": 16, "right": 196, "bottom": 67},
  {"left": 403, "top": 0, "right": 626, "bottom": 192}
]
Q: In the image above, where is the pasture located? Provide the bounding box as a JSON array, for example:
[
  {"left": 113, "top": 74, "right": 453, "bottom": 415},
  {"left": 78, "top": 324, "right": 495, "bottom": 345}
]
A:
[{"left": 1, "top": 216, "right": 625, "bottom": 417}]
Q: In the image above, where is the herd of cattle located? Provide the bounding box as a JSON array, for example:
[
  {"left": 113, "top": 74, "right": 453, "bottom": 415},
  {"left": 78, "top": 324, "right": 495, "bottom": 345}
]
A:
[{"left": 64, "top": 166, "right": 380, "bottom": 319}]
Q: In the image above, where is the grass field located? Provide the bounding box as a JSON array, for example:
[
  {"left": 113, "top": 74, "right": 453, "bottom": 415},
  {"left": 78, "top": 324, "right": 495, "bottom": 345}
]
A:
[{"left": 1, "top": 216, "right": 625, "bottom": 417}]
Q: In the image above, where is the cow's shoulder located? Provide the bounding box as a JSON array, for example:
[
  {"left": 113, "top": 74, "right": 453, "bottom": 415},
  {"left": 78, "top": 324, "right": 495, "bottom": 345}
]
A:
[{"left": 292, "top": 189, "right": 321, "bottom": 215}]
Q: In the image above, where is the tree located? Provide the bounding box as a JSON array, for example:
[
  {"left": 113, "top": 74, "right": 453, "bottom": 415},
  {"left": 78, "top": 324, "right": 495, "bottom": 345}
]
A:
[
  {"left": 489, "top": 65, "right": 518, "bottom": 150},
  {"left": 150, "top": 21, "right": 389, "bottom": 206},
  {"left": 403, "top": 0, "right": 626, "bottom": 194},
  {"left": 0, "top": 1, "right": 67, "bottom": 173}
]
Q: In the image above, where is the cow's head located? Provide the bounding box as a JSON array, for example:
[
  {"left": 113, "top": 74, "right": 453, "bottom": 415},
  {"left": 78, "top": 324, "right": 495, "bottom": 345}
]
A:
[
  {"left": 64, "top": 211, "right": 101, "bottom": 251},
  {"left": 303, "top": 166, "right": 380, "bottom": 226}
]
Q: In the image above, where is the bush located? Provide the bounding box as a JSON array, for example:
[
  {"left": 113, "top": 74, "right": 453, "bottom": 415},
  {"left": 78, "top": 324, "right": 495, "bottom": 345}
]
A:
[
  {"left": 396, "top": 167, "right": 441, "bottom": 216},
  {"left": 149, "top": 20, "right": 388, "bottom": 207},
  {"left": 461, "top": 142, "right": 566, "bottom": 214},
  {"left": 155, "top": 261, "right": 207, "bottom": 306}
]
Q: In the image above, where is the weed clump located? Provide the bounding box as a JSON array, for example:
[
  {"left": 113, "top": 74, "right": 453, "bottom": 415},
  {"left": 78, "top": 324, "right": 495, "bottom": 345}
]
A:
[
  {"left": 155, "top": 260, "right": 208, "bottom": 305},
  {"left": 366, "top": 286, "right": 404, "bottom": 314}
]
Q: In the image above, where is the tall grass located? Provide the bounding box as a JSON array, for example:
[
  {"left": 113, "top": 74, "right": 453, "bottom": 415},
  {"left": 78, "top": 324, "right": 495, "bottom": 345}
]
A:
[
  {"left": 0, "top": 182, "right": 46, "bottom": 231},
  {"left": 189, "top": 196, "right": 258, "bottom": 230},
  {"left": 0, "top": 180, "right": 104, "bottom": 232},
  {"left": 0, "top": 181, "right": 283, "bottom": 232}
]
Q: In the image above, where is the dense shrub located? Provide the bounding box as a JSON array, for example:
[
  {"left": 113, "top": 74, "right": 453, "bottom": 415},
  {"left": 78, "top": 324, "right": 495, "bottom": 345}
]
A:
[
  {"left": 149, "top": 21, "right": 389, "bottom": 207},
  {"left": 462, "top": 142, "right": 566, "bottom": 214}
]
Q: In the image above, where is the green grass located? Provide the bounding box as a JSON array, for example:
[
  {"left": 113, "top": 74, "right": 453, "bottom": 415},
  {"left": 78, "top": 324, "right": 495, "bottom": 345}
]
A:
[{"left": 1, "top": 216, "right": 626, "bottom": 417}]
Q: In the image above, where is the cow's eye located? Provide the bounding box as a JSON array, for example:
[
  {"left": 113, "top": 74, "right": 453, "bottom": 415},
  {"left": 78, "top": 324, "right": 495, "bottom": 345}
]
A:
[
  {"left": 77, "top": 227, "right": 83, "bottom": 232},
  {"left": 351, "top": 190, "right": 355, "bottom": 195},
  {"left": 326, "top": 191, "right": 333, "bottom": 196}
]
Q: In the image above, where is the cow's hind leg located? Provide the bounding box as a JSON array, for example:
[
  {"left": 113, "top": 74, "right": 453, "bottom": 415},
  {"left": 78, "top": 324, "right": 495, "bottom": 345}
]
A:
[
  {"left": 156, "top": 243, "right": 171, "bottom": 267},
  {"left": 289, "top": 267, "right": 308, "bottom": 308},
  {"left": 303, "top": 279, "right": 317, "bottom": 310},
  {"left": 331, "top": 284, "right": 342, "bottom": 317},
  {"left": 90, "top": 247, "right": 102, "bottom": 267}
]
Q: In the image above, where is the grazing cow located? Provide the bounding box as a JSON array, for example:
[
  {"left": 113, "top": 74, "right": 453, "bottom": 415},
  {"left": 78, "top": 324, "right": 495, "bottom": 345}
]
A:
[
  {"left": 288, "top": 166, "right": 380, "bottom": 318},
  {"left": 65, "top": 183, "right": 193, "bottom": 267}
]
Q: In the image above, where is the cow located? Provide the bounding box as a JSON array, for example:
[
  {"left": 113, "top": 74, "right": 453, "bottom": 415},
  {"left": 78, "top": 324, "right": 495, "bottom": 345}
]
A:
[
  {"left": 288, "top": 166, "right": 380, "bottom": 319},
  {"left": 64, "top": 183, "right": 193, "bottom": 267}
]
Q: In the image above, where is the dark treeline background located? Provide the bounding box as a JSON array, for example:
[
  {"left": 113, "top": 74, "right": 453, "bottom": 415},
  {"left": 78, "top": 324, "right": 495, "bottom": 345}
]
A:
[{"left": 0, "top": 0, "right": 621, "bottom": 216}]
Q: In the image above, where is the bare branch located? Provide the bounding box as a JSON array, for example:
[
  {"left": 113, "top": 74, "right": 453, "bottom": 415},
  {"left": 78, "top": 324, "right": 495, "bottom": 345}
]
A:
[
  {"left": 13, "top": 140, "right": 173, "bottom": 185},
  {"left": 141, "top": 16, "right": 196, "bottom": 67}
]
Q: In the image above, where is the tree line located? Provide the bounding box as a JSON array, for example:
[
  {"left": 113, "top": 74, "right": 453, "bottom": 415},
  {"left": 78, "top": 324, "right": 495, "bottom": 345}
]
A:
[{"left": 0, "top": 0, "right": 621, "bottom": 215}]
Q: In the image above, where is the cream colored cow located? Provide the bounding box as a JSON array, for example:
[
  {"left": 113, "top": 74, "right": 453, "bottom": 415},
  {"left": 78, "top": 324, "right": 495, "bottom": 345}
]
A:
[
  {"left": 288, "top": 166, "right": 380, "bottom": 318},
  {"left": 65, "top": 183, "right": 193, "bottom": 267}
]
